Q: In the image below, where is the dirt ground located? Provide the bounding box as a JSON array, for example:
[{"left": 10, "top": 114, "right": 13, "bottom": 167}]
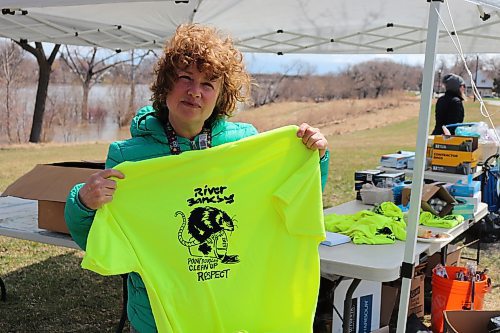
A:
[{"left": 232, "top": 93, "right": 421, "bottom": 135}]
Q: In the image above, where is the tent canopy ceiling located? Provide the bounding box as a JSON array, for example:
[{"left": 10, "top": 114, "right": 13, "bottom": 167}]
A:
[{"left": 0, "top": 0, "right": 499, "bottom": 54}]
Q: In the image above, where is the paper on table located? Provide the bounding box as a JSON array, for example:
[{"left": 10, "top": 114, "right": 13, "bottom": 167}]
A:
[{"left": 321, "top": 232, "right": 351, "bottom": 246}]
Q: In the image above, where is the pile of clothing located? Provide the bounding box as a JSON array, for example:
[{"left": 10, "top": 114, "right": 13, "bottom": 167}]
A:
[
  {"left": 324, "top": 202, "right": 406, "bottom": 244},
  {"left": 324, "top": 201, "right": 465, "bottom": 245}
]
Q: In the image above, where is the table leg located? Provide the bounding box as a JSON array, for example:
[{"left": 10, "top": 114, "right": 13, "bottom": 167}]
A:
[
  {"left": 440, "top": 245, "right": 448, "bottom": 266},
  {"left": 314, "top": 276, "right": 344, "bottom": 333},
  {"left": 343, "top": 279, "right": 361, "bottom": 333},
  {"left": 0, "top": 276, "right": 6, "bottom": 301},
  {"left": 116, "top": 274, "right": 128, "bottom": 333},
  {"left": 476, "top": 225, "right": 481, "bottom": 264}
]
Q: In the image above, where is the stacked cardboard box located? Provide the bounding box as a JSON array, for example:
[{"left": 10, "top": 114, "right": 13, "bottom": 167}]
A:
[
  {"left": 453, "top": 191, "right": 482, "bottom": 216},
  {"left": 450, "top": 180, "right": 482, "bottom": 219},
  {"left": 380, "top": 151, "right": 415, "bottom": 169},
  {"left": 354, "top": 170, "right": 384, "bottom": 200},
  {"left": 431, "top": 135, "right": 479, "bottom": 174}
]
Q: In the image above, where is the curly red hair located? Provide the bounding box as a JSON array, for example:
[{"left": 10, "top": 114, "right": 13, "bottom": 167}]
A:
[{"left": 151, "top": 24, "right": 251, "bottom": 124}]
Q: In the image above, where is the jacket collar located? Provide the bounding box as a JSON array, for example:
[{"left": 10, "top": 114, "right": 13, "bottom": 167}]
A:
[{"left": 130, "top": 105, "right": 225, "bottom": 143}]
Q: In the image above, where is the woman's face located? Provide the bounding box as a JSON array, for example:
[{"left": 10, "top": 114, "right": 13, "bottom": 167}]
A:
[{"left": 166, "top": 63, "right": 222, "bottom": 131}]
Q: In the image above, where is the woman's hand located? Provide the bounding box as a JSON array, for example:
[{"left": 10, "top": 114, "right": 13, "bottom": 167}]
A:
[
  {"left": 296, "top": 123, "right": 329, "bottom": 158},
  {"left": 78, "top": 169, "right": 125, "bottom": 210}
]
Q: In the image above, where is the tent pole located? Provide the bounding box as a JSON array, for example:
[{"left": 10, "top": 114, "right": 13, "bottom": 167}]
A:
[{"left": 396, "top": 1, "right": 441, "bottom": 332}]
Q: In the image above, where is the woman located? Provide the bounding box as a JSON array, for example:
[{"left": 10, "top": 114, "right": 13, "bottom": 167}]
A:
[
  {"left": 431, "top": 73, "right": 466, "bottom": 135},
  {"left": 65, "top": 24, "right": 329, "bottom": 332}
]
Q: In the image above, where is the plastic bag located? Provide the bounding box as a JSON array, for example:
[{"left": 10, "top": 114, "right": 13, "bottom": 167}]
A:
[
  {"left": 455, "top": 121, "right": 489, "bottom": 138},
  {"left": 360, "top": 183, "right": 394, "bottom": 205}
]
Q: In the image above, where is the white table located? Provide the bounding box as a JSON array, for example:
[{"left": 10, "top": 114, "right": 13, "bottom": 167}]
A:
[
  {"left": 0, "top": 196, "right": 77, "bottom": 248},
  {"left": 0, "top": 196, "right": 127, "bottom": 332},
  {"left": 2, "top": 196, "right": 486, "bottom": 283},
  {"left": 319, "top": 200, "right": 488, "bottom": 282},
  {"left": 319, "top": 199, "right": 487, "bottom": 333}
]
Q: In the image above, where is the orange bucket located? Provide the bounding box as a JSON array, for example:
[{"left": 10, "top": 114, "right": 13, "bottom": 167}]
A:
[{"left": 431, "top": 266, "right": 490, "bottom": 333}]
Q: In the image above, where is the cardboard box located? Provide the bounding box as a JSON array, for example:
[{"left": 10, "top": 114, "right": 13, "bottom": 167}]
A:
[
  {"left": 454, "top": 191, "right": 482, "bottom": 212},
  {"left": 424, "top": 246, "right": 462, "bottom": 278},
  {"left": 433, "top": 135, "right": 479, "bottom": 152},
  {"left": 431, "top": 136, "right": 479, "bottom": 176},
  {"left": 443, "top": 310, "right": 500, "bottom": 333},
  {"left": 372, "top": 285, "right": 398, "bottom": 333},
  {"left": 431, "top": 148, "right": 478, "bottom": 175},
  {"left": 1, "top": 161, "right": 104, "bottom": 234},
  {"left": 408, "top": 274, "right": 425, "bottom": 318},
  {"left": 372, "top": 172, "right": 405, "bottom": 187},
  {"left": 379, "top": 265, "right": 426, "bottom": 322},
  {"left": 354, "top": 170, "right": 385, "bottom": 182},
  {"left": 332, "top": 279, "right": 382, "bottom": 333},
  {"left": 452, "top": 202, "right": 475, "bottom": 219},
  {"left": 432, "top": 148, "right": 478, "bottom": 165},
  {"left": 402, "top": 183, "right": 457, "bottom": 217},
  {"left": 380, "top": 152, "right": 414, "bottom": 169},
  {"left": 431, "top": 163, "right": 477, "bottom": 175},
  {"left": 432, "top": 149, "right": 479, "bottom": 167},
  {"left": 449, "top": 180, "right": 481, "bottom": 197}
]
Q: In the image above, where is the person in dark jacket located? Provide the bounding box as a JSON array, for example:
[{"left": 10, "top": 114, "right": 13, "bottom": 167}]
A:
[
  {"left": 431, "top": 73, "right": 466, "bottom": 135},
  {"left": 65, "top": 23, "right": 330, "bottom": 333}
]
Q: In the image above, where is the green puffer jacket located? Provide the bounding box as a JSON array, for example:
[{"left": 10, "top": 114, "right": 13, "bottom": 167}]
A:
[{"left": 65, "top": 105, "right": 330, "bottom": 332}]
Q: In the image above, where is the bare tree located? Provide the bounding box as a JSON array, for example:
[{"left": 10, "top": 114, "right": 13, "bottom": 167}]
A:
[
  {"left": 15, "top": 41, "right": 60, "bottom": 143},
  {"left": 88, "top": 102, "right": 107, "bottom": 136},
  {"left": 339, "top": 60, "right": 421, "bottom": 99},
  {"left": 60, "top": 46, "right": 130, "bottom": 122},
  {"left": 16, "top": 100, "right": 31, "bottom": 143},
  {"left": 347, "top": 65, "right": 368, "bottom": 99},
  {"left": 486, "top": 56, "right": 500, "bottom": 95},
  {"left": 368, "top": 61, "right": 397, "bottom": 98},
  {"left": 449, "top": 55, "right": 477, "bottom": 79},
  {"left": 126, "top": 49, "right": 153, "bottom": 125},
  {"left": 251, "top": 61, "right": 312, "bottom": 106},
  {"left": 43, "top": 86, "right": 81, "bottom": 142},
  {"left": 248, "top": 59, "right": 423, "bottom": 104},
  {"left": 0, "top": 41, "right": 24, "bottom": 141},
  {"left": 109, "top": 83, "right": 131, "bottom": 128}
]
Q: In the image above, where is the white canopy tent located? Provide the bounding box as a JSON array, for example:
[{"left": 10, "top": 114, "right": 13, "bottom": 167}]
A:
[
  {"left": 0, "top": 0, "right": 499, "bottom": 54},
  {"left": 0, "top": 1, "right": 499, "bottom": 332}
]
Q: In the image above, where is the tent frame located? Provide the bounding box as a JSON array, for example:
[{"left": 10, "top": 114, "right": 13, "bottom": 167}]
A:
[{"left": 397, "top": 1, "right": 441, "bottom": 331}]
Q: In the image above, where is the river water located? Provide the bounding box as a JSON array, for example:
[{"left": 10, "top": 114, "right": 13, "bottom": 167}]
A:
[{"left": 11, "top": 84, "right": 151, "bottom": 143}]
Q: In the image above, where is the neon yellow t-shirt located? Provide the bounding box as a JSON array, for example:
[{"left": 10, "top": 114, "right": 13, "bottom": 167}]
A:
[{"left": 82, "top": 125, "right": 325, "bottom": 333}]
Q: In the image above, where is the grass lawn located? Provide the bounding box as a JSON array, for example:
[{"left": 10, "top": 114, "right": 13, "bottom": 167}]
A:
[{"left": 0, "top": 101, "right": 499, "bottom": 331}]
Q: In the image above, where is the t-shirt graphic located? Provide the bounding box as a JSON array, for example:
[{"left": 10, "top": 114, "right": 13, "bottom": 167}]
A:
[{"left": 82, "top": 125, "right": 325, "bottom": 333}]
